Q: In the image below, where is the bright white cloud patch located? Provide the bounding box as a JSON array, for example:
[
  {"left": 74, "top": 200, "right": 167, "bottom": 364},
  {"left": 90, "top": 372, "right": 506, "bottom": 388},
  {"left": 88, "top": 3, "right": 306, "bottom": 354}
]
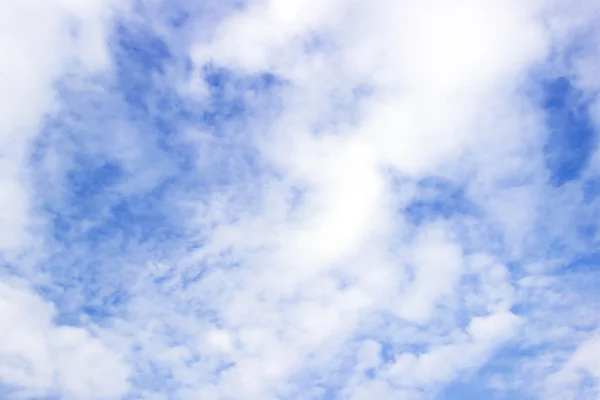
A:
[
  {"left": 0, "top": 278, "right": 129, "bottom": 399},
  {"left": 1, "top": 0, "right": 600, "bottom": 399}
]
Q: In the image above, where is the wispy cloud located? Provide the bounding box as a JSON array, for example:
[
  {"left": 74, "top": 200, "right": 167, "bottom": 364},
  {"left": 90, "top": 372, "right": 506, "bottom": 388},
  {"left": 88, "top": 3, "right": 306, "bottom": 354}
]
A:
[{"left": 1, "top": 0, "right": 600, "bottom": 399}]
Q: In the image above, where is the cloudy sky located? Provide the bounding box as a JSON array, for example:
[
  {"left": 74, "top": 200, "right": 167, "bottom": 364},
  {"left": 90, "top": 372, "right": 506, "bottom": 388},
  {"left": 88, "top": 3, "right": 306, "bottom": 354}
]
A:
[{"left": 1, "top": 0, "right": 600, "bottom": 399}]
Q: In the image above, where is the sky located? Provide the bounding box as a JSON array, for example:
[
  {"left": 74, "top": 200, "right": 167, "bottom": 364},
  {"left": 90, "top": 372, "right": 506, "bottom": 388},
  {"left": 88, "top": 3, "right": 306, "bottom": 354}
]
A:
[{"left": 1, "top": 0, "right": 600, "bottom": 399}]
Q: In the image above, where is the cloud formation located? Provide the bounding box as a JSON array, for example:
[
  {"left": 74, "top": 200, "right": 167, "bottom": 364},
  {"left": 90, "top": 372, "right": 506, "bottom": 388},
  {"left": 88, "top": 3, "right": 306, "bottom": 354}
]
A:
[{"left": 1, "top": 0, "right": 600, "bottom": 399}]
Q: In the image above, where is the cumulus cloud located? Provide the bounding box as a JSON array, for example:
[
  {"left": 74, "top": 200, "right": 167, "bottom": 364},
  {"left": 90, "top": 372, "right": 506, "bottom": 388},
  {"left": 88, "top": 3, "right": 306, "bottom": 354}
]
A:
[
  {"left": 2, "top": 0, "right": 600, "bottom": 399},
  {"left": 0, "top": 278, "right": 129, "bottom": 399}
]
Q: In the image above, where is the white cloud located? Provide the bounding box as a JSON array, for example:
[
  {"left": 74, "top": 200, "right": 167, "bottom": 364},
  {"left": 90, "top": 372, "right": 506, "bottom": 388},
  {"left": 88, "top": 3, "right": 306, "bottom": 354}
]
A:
[
  {"left": 395, "top": 225, "right": 464, "bottom": 324},
  {"left": 164, "top": 0, "right": 600, "bottom": 398},
  {"left": 2, "top": 0, "right": 600, "bottom": 399},
  {"left": 544, "top": 334, "right": 600, "bottom": 399},
  {"left": 0, "top": 0, "right": 123, "bottom": 258},
  {"left": 0, "top": 278, "right": 130, "bottom": 399},
  {"left": 0, "top": 0, "right": 132, "bottom": 398}
]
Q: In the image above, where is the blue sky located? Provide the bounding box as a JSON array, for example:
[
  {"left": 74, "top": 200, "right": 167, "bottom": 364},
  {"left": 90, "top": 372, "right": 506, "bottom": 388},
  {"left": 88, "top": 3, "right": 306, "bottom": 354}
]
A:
[{"left": 1, "top": 1, "right": 600, "bottom": 399}]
